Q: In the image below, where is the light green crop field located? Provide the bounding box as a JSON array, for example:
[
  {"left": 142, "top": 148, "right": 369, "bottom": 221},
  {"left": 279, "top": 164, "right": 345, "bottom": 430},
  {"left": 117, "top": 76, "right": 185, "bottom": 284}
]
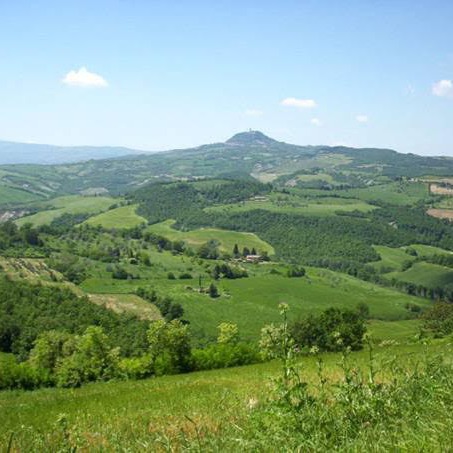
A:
[
  {"left": 84, "top": 204, "right": 147, "bottom": 229},
  {"left": 0, "top": 185, "right": 43, "bottom": 205},
  {"left": 386, "top": 262, "right": 453, "bottom": 288},
  {"left": 16, "top": 195, "right": 115, "bottom": 227},
  {"left": 206, "top": 197, "right": 377, "bottom": 217},
  {"left": 146, "top": 219, "right": 274, "bottom": 254},
  {"left": 81, "top": 265, "right": 429, "bottom": 341},
  {"left": 0, "top": 341, "right": 449, "bottom": 450}
]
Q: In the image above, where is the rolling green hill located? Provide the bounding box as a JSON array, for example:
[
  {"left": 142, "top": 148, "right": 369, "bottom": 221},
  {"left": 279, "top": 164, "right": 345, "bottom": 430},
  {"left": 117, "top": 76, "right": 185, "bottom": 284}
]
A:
[
  {"left": 84, "top": 204, "right": 147, "bottom": 229},
  {"left": 16, "top": 195, "right": 115, "bottom": 227},
  {"left": 1, "top": 131, "right": 452, "bottom": 199}
]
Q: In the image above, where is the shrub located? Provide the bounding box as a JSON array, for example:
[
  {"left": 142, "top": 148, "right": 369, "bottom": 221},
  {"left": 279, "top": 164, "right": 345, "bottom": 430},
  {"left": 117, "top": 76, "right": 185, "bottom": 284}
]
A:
[
  {"left": 191, "top": 343, "right": 261, "bottom": 371},
  {"left": 291, "top": 307, "right": 367, "bottom": 352}
]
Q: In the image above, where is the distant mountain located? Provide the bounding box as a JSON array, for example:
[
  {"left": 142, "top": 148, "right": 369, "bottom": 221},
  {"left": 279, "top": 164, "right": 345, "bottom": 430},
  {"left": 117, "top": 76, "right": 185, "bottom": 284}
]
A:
[
  {"left": 0, "top": 131, "right": 452, "bottom": 203},
  {"left": 226, "top": 130, "right": 280, "bottom": 146},
  {"left": 0, "top": 140, "right": 148, "bottom": 165}
]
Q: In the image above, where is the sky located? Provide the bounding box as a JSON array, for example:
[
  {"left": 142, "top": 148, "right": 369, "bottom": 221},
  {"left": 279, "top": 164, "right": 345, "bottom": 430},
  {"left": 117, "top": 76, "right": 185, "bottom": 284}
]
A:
[{"left": 1, "top": 1, "right": 453, "bottom": 156}]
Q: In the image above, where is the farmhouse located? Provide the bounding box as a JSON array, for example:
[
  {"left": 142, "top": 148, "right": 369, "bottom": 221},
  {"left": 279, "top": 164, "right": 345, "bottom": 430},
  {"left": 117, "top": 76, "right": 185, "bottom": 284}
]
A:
[{"left": 245, "top": 254, "right": 262, "bottom": 263}]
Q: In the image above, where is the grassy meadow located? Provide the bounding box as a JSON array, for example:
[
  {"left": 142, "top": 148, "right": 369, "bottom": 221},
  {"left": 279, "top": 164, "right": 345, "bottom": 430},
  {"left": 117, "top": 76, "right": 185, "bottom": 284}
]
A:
[
  {"left": 1, "top": 340, "right": 451, "bottom": 451},
  {"left": 206, "top": 196, "right": 377, "bottom": 217},
  {"left": 147, "top": 219, "right": 274, "bottom": 254},
  {"left": 16, "top": 195, "right": 115, "bottom": 227},
  {"left": 84, "top": 204, "right": 147, "bottom": 229},
  {"left": 386, "top": 262, "right": 453, "bottom": 288}
]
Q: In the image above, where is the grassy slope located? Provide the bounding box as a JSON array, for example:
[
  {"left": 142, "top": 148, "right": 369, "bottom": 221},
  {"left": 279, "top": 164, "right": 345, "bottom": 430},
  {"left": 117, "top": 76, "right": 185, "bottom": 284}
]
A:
[
  {"left": 0, "top": 185, "right": 43, "bottom": 205},
  {"left": 206, "top": 197, "right": 377, "bottom": 217},
  {"left": 16, "top": 195, "right": 115, "bottom": 227},
  {"left": 371, "top": 245, "right": 415, "bottom": 272},
  {"left": 88, "top": 294, "right": 162, "bottom": 321},
  {"left": 146, "top": 219, "right": 274, "bottom": 254},
  {"left": 386, "top": 262, "right": 453, "bottom": 288},
  {"left": 81, "top": 258, "right": 429, "bottom": 341},
  {"left": 0, "top": 341, "right": 449, "bottom": 450},
  {"left": 84, "top": 204, "right": 147, "bottom": 229}
]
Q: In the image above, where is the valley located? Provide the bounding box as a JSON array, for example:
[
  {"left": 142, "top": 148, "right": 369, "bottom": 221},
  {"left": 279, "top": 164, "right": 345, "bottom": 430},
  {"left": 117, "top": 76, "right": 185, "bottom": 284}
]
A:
[{"left": 1, "top": 131, "right": 453, "bottom": 451}]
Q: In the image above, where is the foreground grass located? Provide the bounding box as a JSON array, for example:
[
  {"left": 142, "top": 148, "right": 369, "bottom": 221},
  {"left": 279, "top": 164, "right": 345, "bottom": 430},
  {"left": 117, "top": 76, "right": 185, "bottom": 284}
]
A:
[{"left": 1, "top": 341, "right": 451, "bottom": 451}]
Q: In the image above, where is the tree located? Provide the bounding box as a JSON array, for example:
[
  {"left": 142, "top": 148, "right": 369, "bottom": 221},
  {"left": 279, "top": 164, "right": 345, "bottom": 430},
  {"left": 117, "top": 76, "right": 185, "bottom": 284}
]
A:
[
  {"left": 291, "top": 307, "right": 366, "bottom": 352},
  {"left": 233, "top": 243, "right": 240, "bottom": 258},
  {"left": 242, "top": 247, "right": 251, "bottom": 257},
  {"left": 209, "top": 283, "right": 219, "bottom": 298},
  {"left": 147, "top": 320, "right": 191, "bottom": 373},
  {"left": 217, "top": 322, "right": 239, "bottom": 345},
  {"left": 29, "top": 331, "right": 75, "bottom": 374}
]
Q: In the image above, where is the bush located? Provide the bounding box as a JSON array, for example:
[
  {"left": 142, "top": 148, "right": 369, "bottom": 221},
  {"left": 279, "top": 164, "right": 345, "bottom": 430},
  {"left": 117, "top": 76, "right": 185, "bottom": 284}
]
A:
[
  {"left": 291, "top": 307, "right": 366, "bottom": 352},
  {"left": 191, "top": 343, "right": 261, "bottom": 371}
]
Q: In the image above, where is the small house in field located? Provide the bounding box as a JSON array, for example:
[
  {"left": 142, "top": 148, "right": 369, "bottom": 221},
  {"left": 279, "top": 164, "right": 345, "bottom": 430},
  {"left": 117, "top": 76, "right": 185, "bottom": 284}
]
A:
[{"left": 245, "top": 254, "right": 262, "bottom": 263}]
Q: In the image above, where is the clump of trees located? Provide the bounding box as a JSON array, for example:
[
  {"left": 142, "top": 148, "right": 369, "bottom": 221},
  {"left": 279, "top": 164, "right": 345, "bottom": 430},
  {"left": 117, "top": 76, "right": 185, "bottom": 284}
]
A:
[
  {"left": 290, "top": 307, "right": 367, "bottom": 352},
  {"left": 212, "top": 263, "right": 248, "bottom": 280}
]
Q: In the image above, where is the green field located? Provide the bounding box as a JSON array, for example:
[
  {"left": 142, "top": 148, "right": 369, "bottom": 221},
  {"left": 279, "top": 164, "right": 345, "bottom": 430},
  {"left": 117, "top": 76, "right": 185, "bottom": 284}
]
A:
[
  {"left": 0, "top": 185, "right": 43, "bottom": 205},
  {"left": 371, "top": 245, "right": 416, "bottom": 272},
  {"left": 206, "top": 196, "right": 377, "bottom": 217},
  {"left": 293, "top": 181, "right": 430, "bottom": 206},
  {"left": 147, "top": 219, "right": 274, "bottom": 254},
  {"left": 386, "top": 262, "right": 453, "bottom": 288},
  {"left": 84, "top": 204, "right": 147, "bottom": 229},
  {"left": 1, "top": 341, "right": 450, "bottom": 450},
  {"left": 81, "top": 262, "right": 429, "bottom": 341},
  {"left": 16, "top": 195, "right": 115, "bottom": 227},
  {"left": 340, "top": 181, "right": 429, "bottom": 205}
]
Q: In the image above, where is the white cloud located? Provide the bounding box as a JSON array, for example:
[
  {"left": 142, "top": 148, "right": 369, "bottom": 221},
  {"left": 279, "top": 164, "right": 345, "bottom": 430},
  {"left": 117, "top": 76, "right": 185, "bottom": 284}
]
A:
[
  {"left": 356, "top": 114, "right": 368, "bottom": 123},
  {"left": 62, "top": 67, "right": 108, "bottom": 88},
  {"left": 281, "top": 97, "right": 317, "bottom": 108},
  {"left": 432, "top": 79, "right": 453, "bottom": 98},
  {"left": 310, "top": 118, "right": 322, "bottom": 126},
  {"left": 244, "top": 109, "right": 264, "bottom": 117}
]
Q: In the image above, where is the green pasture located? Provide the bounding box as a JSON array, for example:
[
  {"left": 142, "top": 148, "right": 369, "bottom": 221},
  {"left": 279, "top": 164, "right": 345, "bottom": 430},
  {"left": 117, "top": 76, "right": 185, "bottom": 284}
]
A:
[
  {"left": 371, "top": 245, "right": 415, "bottom": 272},
  {"left": 147, "top": 219, "right": 274, "bottom": 254},
  {"left": 81, "top": 265, "right": 430, "bottom": 341},
  {"left": 84, "top": 204, "right": 147, "bottom": 229},
  {"left": 0, "top": 185, "right": 43, "bottom": 205},
  {"left": 386, "top": 262, "right": 453, "bottom": 289},
  {"left": 206, "top": 196, "right": 377, "bottom": 217},
  {"left": 16, "top": 195, "right": 115, "bottom": 227}
]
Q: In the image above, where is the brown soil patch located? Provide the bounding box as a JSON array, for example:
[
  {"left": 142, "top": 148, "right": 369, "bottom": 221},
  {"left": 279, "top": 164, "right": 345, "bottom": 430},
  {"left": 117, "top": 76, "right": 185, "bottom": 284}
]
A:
[{"left": 427, "top": 208, "right": 453, "bottom": 221}]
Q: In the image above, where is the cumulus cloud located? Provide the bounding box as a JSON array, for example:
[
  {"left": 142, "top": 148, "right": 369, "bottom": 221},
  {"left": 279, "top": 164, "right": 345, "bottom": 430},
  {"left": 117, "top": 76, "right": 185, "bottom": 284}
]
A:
[
  {"left": 281, "top": 97, "right": 317, "bottom": 108},
  {"left": 310, "top": 118, "right": 322, "bottom": 126},
  {"left": 62, "top": 67, "right": 108, "bottom": 87},
  {"left": 244, "top": 109, "right": 264, "bottom": 117},
  {"left": 432, "top": 79, "right": 453, "bottom": 98},
  {"left": 356, "top": 114, "right": 368, "bottom": 123}
]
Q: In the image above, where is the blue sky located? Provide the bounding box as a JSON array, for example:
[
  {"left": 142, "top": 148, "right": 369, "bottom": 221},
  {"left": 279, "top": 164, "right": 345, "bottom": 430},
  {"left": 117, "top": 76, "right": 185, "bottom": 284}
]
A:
[{"left": 1, "top": 1, "right": 453, "bottom": 155}]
